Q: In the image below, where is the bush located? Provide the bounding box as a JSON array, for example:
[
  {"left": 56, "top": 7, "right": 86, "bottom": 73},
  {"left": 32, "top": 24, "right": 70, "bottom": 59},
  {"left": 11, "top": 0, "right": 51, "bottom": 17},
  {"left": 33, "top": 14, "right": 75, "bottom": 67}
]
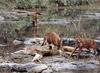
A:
[{"left": 16, "top": 0, "right": 34, "bottom": 9}]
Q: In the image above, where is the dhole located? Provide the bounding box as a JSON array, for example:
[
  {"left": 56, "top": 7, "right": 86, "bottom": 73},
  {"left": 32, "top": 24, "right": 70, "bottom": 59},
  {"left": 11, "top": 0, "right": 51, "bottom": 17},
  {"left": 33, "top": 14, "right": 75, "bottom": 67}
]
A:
[
  {"left": 70, "top": 37, "right": 97, "bottom": 59},
  {"left": 32, "top": 12, "right": 41, "bottom": 37},
  {"left": 41, "top": 32, "right": 62, "bottom": 50}
]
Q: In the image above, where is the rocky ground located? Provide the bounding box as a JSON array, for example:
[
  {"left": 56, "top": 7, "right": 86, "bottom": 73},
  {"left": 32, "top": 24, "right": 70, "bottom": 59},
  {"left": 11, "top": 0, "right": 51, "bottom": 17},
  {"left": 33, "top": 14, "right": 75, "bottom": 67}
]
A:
[
  {"left": 0, "top": 9, "right": 100, "bottom": 73},
  {"left": 0, "top": 37, "right": 99, "bottom": 73}
]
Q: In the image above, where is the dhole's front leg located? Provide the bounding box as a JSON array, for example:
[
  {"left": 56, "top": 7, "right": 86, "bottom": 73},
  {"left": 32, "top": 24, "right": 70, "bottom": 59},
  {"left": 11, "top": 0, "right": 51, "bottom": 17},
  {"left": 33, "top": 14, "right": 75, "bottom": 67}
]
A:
[{"left": 69, "top": 46, "right": 78, "bottom": 58}]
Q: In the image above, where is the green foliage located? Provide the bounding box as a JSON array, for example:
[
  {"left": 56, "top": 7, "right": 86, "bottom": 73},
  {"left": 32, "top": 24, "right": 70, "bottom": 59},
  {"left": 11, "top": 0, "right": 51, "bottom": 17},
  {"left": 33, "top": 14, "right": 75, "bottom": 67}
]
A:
[
  {"left": 0, "top": 0, "right": 100, "bottom": 39},
  {"left": 0, "top": 16, "right": 31, "bottom": 38},
  {"left": 16, "top": 0, "right": 34, "bottom": 9},
  {"left": 0, "top": 0, "right": 15, "bottom": 9},
  {"left": 38, "top": 23, "right": 81, "bottom": 38},
  {"left": 15, "top": 0, "right": 46, "bottom": 9}
]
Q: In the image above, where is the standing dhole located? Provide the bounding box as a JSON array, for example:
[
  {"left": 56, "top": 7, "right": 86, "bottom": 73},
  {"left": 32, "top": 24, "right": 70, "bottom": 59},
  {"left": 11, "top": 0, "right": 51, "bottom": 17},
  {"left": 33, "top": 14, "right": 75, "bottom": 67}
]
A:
[
  {"left": 41, "top": 32, "right": 62, "bottom": 50},
  {"left": 70, "top": 37, "right": 97, "bottom": 59}
]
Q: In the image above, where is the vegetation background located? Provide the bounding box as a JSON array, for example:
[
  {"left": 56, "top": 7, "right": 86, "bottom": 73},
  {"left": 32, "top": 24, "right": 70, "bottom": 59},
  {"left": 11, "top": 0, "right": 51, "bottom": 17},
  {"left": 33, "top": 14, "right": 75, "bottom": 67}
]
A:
[{"left": 0, "top": 0, "right": 100, "bottom": 43}]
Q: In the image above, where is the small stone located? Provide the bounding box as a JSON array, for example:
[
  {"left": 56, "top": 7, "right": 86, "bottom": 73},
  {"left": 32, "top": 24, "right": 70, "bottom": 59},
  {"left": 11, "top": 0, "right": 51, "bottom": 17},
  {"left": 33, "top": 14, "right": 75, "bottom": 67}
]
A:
[
  {"left": 13, "top": 40, "right": 23, "bottom": 45},
  {"left": 0, "top": 65, "right": 11, "bottom": 72}
]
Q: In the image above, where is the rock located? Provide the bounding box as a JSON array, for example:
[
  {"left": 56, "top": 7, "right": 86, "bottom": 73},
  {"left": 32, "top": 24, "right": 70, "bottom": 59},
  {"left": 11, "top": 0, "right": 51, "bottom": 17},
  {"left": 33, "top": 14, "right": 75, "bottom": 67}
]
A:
[
  {"left": 24, "top": 38, "right": 37, "bottom": 47},
  {"left": 95, "top": 40, "right": 100, "bottom": 47},
  {"left": 50, "top": 63, "right": 77, "bottom": 72},
  {"left": 0, "top": 56, "right": 7, "bottom": 63},
  {"left": 2, "top": 12, "right": 18, "bottom": 21},
  {"left": 43, "top": 56, "right": 67, "bottom": 64},
  {"left": 0, "top": 44, "right": 7, "bottom": 47},
  {"left": 0, "top": 16, "right": 4, "bottom": 21},
  {"left": 13, "top": 39, "right": 23, "bottom": 46},
  {"left": 12, "top": 10, "right": 32, "bottom": 17},
  {"left": 0, "top": 63, "right": 48, "bottom": 73},
  {"left": 10, "top": 52, "right": 33, "bottom": 63},
  {"left": 82, "top": 13, "right": 100, "bottom": 19},
  {"left": 38, "top": 19, "right": 71, "bottom": 25},
  {"left": 11, "top": 46, "right": 38, "bottom": 55},
  {"left": 62, "top": 46, "right": 75, "bottom": 52},
  {"left": 13, "top": 37, "right": 43, "bottom": 47},
  {"left": 87, "top": 60, "right": 100, "bottom": 65},
  {"left": 42, "top": 68, "right": 53, "bottom": 73},
  {"left": 0, "top": 64, "right": 11, "bottom": 73},
  {"left": 15, "top": 37, "right": 25, "bottom": 41},
  {"left": 33, "top": 38, "right": 44, "bottom": 45},
  {"left": 5, "top": 14, "right": 18, "bottom": 21},
  {"left": 62, "top": 38, "right": 76, "bottom": 47},
  {"left": 11, "top": 50, "right": 28, "bottom": 55},
  {"left": 48, "top": 60, "right": 100, "bottom": 72},
  {"left": 24, "top": 38, "right": 43, "bottom": 47},
  {"left": 28, "top": 64, "right": 48, "bottom": 73},
  {"left": 96, "top": 37, "right": 100, "bottom": 40}
]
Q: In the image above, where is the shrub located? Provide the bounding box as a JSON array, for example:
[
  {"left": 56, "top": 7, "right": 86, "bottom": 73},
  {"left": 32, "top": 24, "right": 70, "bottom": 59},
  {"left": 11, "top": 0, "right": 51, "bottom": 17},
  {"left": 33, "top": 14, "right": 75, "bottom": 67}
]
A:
[{"left": 16, "top": 0, "right": 34, "bottom": 9}]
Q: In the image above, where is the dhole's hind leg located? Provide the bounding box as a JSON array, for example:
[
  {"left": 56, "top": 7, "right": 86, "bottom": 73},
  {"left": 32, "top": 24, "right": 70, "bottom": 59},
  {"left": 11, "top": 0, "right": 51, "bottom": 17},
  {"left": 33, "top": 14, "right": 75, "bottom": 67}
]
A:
[
  {"left": 96, "top": 48, "right": 100, "bottom": 60},
  {"left": 93, "top": 48, "right": 97, "bottom": 59},
  {"left": 77, "top": 48, "right": 82, "bottom": 59}
]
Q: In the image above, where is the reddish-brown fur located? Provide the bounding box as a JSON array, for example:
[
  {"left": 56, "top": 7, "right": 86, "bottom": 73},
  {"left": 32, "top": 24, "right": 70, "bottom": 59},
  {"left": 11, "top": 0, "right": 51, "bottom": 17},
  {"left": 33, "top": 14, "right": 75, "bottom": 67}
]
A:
[
  {"left": 32, "top": 12, "right": 41, "bottom": 26},
  {"left": 70, "top": 37, "right": 97, "bottom": 58},
  {"left": 32, "top": 12, "right": 41, "bottom": 37},
  {"left": 41, "top": 32, "right": 62, "bottom": 50}
]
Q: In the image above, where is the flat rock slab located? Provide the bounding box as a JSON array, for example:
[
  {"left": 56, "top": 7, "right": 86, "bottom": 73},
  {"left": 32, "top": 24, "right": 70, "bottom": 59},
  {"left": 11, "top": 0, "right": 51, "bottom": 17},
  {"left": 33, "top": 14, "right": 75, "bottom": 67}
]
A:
[
  {"left": 48, "top": 60, "right": 100, "bottom": 72},
  {"left": 0, "top": 63, "right": 48, "bottom": 73},
  {"left": 0, "top": 60, "right": 99, "bottom": 73}
]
